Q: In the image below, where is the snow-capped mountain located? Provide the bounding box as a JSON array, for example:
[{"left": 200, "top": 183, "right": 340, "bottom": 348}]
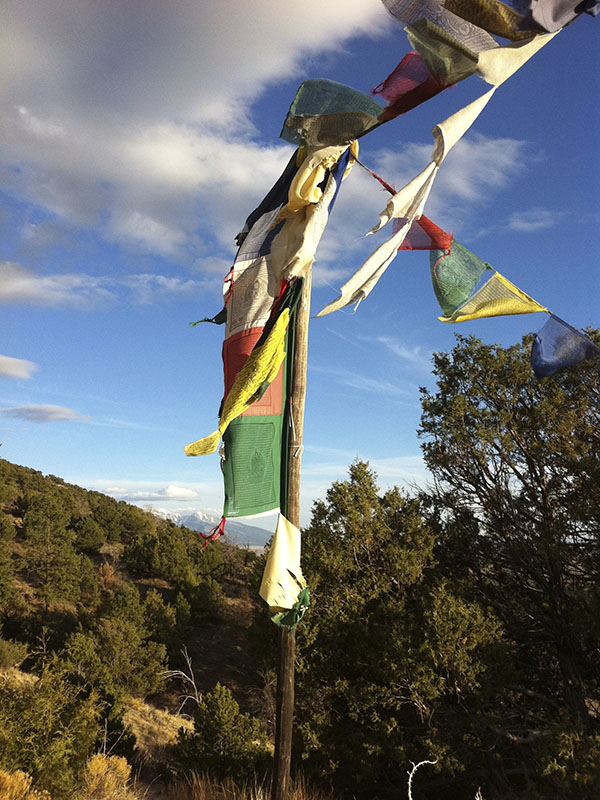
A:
[{"left": 151, "top": 507, "right": 273, "bottom": 549}]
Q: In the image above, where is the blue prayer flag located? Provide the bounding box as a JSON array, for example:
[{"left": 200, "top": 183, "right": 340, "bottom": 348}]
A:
[{"left": 531, "top": 315, "right": 600, "bottom": 378}]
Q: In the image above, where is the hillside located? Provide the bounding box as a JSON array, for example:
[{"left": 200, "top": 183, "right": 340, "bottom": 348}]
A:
[{"left": 0, "top": 457, "right": 273, "bottom": 797}]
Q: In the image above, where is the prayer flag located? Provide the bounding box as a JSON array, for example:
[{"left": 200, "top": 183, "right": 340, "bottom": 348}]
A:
[
  {"left": 380, "top": 0, "right": 499, "bottom": 51},
  {"left": 221, "top": 279, "right": 303, "bottom": 519},
  {"left": 442, "top": 0, "right": 537, "bottom": 41},
  {"left": 317, "top": 87, "right": 496, "bottom": 316},
  {"left": 373, "top": 52, "right": 448, "bottom": 122},
  {"left": 439, "top": 271, "right": 547, "bottom": 322},
  {"left": 531, "top": 314, "right": 600, "bottom": 377},
  {"left": 476, "top": 31, "right": 558, "bottom": 85},
  {"left": 281, "top": 79, "right": 382, "bottom": 147},
  {"left": 399, "top": 215, "right": 453, "bottom": 251},
  {"left": 259, "top": 513, "right": 307, "bottom": 613},
  {"left": 430, "top": 238, "right": 490, "bottom": 316},
  {"left": 529, "top": 0, "right": 588, "bottom": 31},
  {"left": 184, "top": 308, "right": 290, "bottom": 457},
  {"left": 187, "top": 132, "right": 355, "bottom": 519},
  {"left": 406, "top": 18, "right": 480, "bottom": 84}
]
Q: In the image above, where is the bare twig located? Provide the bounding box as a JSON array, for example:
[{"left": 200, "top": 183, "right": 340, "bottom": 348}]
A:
[
  {"left": 407, "top": 759, "right": 437, "bottom": 800},
  {"left": 160, "top": 646, "right": 202, "bottom": 715}
]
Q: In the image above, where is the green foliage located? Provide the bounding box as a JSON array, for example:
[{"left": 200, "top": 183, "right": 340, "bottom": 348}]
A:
[
  {"left": 77, "top": 555, "right": 101, "bottom": 611},
  {"left": 288, "top": 461, "right": 505, "bottom": 795},
  {"left": 0, "top": 665, "right": 102, "bottom": 799},
  {"left": 0, "top": 538, "right": 15, "bottom": 613},
  {"left": 62, "top": 618, "right": 167, "bottom": 698},
  {"left": 99, "top": 582, "right": 145, "bottom": 631},
  {"left": 0, "top": 514, "right": 16, "bottom": 540},
  {"left": 176, "top": 683, "right": 269, "bottom": 780},
  {"left": 72, "top": 515, "right": 106, "bottom": 553},
  {"left": 539, "top": 716, "right": 600, "bottom": 798},
  {"left": 143, "top": 588, "right": 177, "bottom": 644},
  {"left": 21, "top": 494, "right": 81, "bottom": 607},
  {"left": 417, "top": 332, "right": 600, "bottom": 796}
]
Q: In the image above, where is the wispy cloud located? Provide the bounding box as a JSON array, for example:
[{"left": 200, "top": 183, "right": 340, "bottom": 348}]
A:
[
  {"left": 368, "top": 133, "right": 532, "bottom": 235},
  {"left": 0, "top": 404, "right": 90, "bottom": 422},
  {"left": 0, "top": 262, "right": 113, "bottom": 308},
  {"left": 311, "top": 364, "right": 417, "bottom": 401},
  {"left": 0, "top": 355, "right": 38, "bottom": 379},
  {"left": 508, "top": 208, "right": 564, "bottom": 232},
  {"left": 371, "top": 337, "right": 432, "bottom": 372},
  {"left": 106, "top": 484, "right": 198, "bottom": 501},
  {"left": 0, "top": 261, "right": 208, "bottom": 308}
]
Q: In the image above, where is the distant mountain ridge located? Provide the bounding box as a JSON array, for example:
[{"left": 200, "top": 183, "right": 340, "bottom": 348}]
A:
[{"left": 152, "top": 508, "right": 273, "bottom": 549}]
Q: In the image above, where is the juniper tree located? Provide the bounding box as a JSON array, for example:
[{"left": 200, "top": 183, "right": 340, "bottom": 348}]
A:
[
  {"left": 292, "top": 461, "right": 503, "bottom": 796},
  {"left": 419, "top": 332, "right": 600, "bottom": 796}
]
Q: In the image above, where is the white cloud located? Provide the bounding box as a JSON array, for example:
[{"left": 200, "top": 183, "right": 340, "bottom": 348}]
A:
[
  {"left": 113, "top": 274, "right": 208, "bottom": 305},
  {"left": 104, "top": 484, "right": 198, "bottom": 501},
  {"left": 108, "top": 211, "right": 187, "bottom": 257},
  {"left": 164, "top": 485, "right": 198, "bottom": 499},
  {"left": 508, "top": 208, "right": 563, "bottom": 232},
  {"left": 0, "top": 0, "right": 388, "bottom": 262},
  {"left": 0, "top": 354, "right": 38, "bottom": 379},
  {"left": 0, "top": 404, "right": 90, "bottom": 422},
  {"left": 0, "top": 261, "right": 209, "bottom": 308},
  {"left": 0, "top": 262, "right": 112, "bottom": 308}
]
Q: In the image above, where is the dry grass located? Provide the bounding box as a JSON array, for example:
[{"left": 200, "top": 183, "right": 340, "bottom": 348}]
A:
[
  {"left": 75, "top": 754, "right": 143, "bottom": 800},
  {"left": 0, "top": 666, "right": 38, "bottom": 685},
  {"left": 0, "top": 770, "right": 51, "bottom": 800},
  {"left": 163, "top": 774, "right": 337, "bottom": 800},
  {"left": 0, "top": 756, "right": 146, "bottom": 800},
  {"left": 123, "top": 697, "right": 193, "bottom": 765}
]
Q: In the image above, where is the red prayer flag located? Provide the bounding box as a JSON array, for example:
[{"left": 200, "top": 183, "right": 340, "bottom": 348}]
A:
[
  {"left": 373, "top": 52, "right": 449, "bottom": 122},
  {"left": 397, "top": 215, "right": 453, "bottom": 251}
]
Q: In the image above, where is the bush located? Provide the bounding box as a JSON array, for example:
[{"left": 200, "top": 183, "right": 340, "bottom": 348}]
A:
[
  {"left": 176, "top": 683, "right": 270, "bottom": 781},
  {"left": 75, "top": 753, "right": 142, "bottom": 800},
  {"left": 0, "top": 635, "right": 29, "bottom": 669},
  {"left": 0, "top": 665, "right": 102, "bottom": 799}
]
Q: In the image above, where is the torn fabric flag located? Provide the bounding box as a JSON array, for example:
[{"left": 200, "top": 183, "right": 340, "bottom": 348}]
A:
[
  {"left": 476, "top": 30, "right": 558, "bottom": 85},
  {"left": 317, "top": 87, "right": 496, "bottom": 317},
  {"left": 531, "top": 314, "right": 600, "bottom": 377},
  {"left": 184, "top": 307, "right": 290, "bottom": 457},
  {"left": 187, "top": 131, "right": 355, "bottom": 518},
  {"left": 439, "top": 271, "right": 547, "bottom": 322},
  {"left": 220, "top": 279, "right": 303, "bottom": 519},
  {"left": 259, "top": 513, "right": 307, "bottom": 613},
  {"left": 529, "top": 0, "right": 590, "bottom": 31}
]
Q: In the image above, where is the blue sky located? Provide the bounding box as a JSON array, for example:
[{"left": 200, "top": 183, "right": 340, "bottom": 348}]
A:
[{"left": 0, "top": 1, "right": 598, "bottom": 530}]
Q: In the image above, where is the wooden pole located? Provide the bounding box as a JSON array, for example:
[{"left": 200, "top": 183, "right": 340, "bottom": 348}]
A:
[{"left": 271, "top": 270, "right": 312, "bottom": 800}]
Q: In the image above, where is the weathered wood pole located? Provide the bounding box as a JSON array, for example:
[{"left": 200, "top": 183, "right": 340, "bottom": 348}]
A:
[{"left": 271, "top": 270, "right": 312, "bottom": 800}]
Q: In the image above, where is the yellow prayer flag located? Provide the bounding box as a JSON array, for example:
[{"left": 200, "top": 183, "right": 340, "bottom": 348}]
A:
[
  {"left": 185, "top": 309, "right": 290, "bottom": 456},
  {"left": 440, "top": 272, "right": 547, "bottom": 323}
]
